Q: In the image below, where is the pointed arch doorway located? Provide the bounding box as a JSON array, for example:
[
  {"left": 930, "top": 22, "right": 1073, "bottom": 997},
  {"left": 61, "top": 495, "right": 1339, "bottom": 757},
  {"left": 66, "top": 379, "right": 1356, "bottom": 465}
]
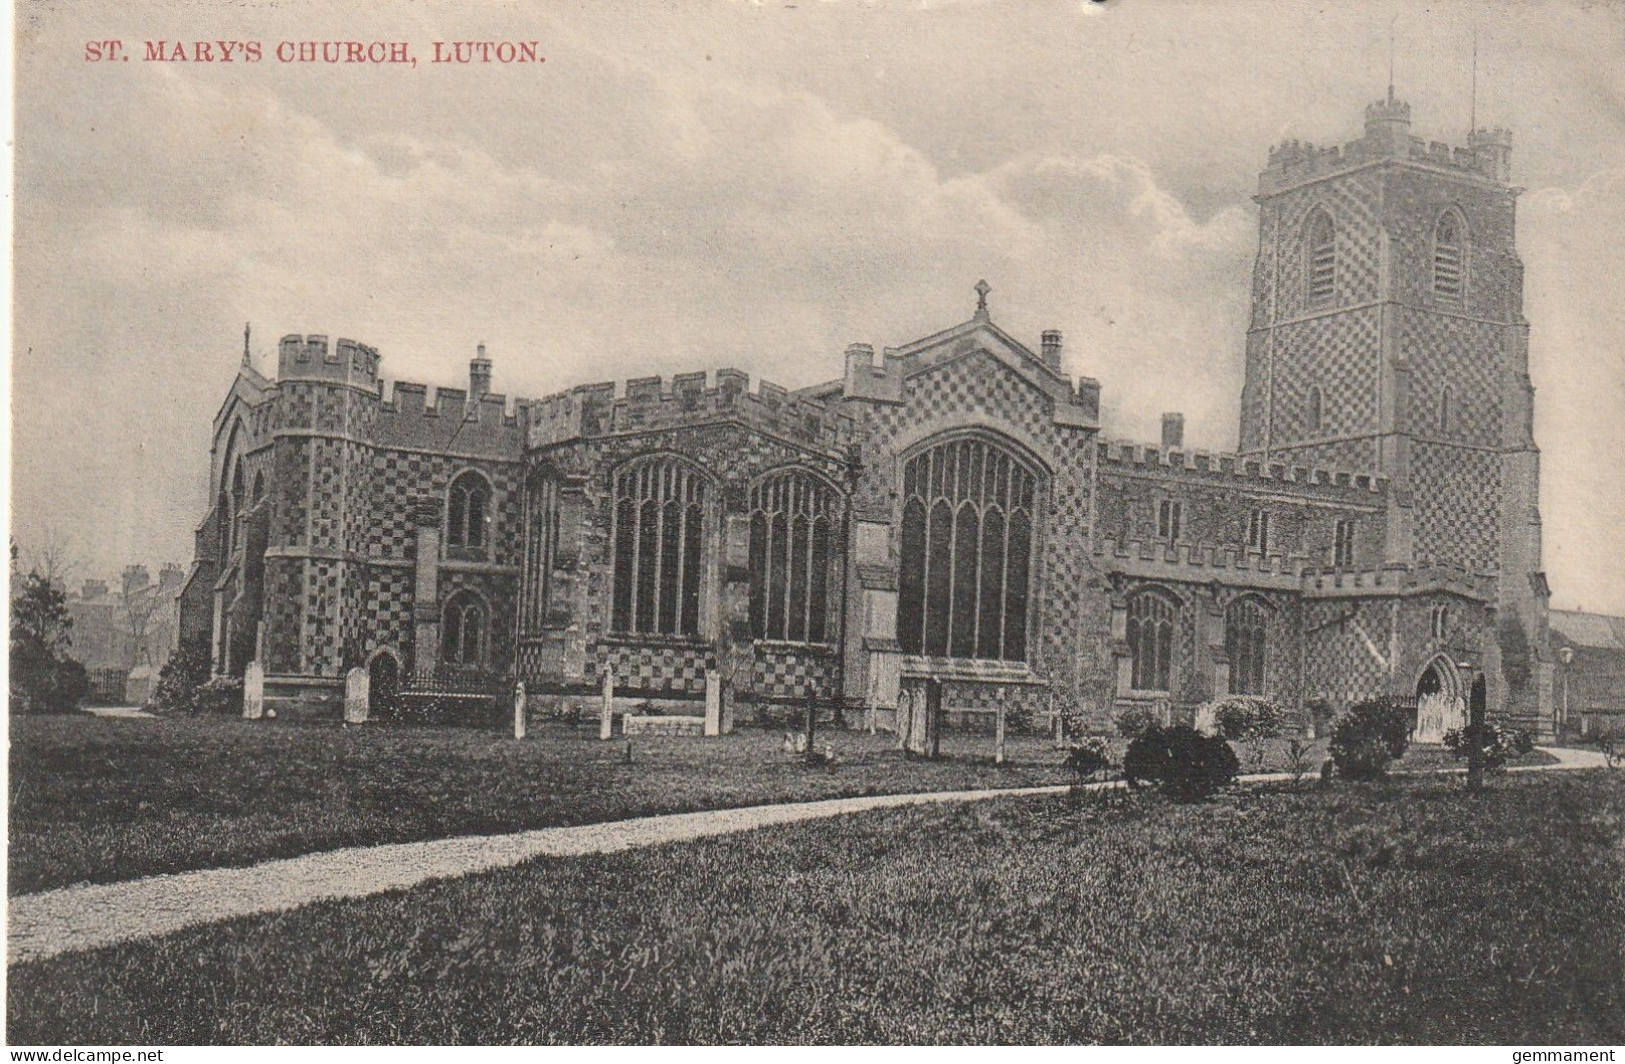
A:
[{"left": 1413, "top": 656, "right": 1466, "bottom": 743}]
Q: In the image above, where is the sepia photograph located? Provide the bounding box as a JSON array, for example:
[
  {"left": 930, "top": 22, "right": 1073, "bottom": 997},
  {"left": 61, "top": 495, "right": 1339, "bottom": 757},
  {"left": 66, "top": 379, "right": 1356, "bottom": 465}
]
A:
[{"left": 7, "top": 0, "right": 1624, "bottom": 1048}]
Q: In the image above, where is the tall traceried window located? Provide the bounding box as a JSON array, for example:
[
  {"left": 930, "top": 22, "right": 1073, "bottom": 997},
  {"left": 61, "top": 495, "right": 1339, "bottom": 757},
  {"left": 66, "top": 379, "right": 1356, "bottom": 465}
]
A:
[
  {"left": 442, "top": 590, "right": 486, "bottom": 666},
  {"left": 1434, "top": 214, "right": 1464, "bottom": 299},
  {"left": 898, "top": 436, "right": 1038, "bottom": 661},
  {"left": 1306, "top": 210, "right": 1336, "bottom": 306},
  {"left": 1127, "top": 589, "right": 1177, "bottom": 693},
  {"left": 611, "top": 459, "right": 706, "bottom": 637},
  {"left": 749, "top": 472, "right": 836, "bottom": 643},
  {"left": 519, "top": 474, "right": 558, "bottom": 637},
  {"left": 1226, "top": 597, "right": 1268, "bottom": 696},
  {"left": 447, "top": 470, "right": 491, "bottom": 553}
]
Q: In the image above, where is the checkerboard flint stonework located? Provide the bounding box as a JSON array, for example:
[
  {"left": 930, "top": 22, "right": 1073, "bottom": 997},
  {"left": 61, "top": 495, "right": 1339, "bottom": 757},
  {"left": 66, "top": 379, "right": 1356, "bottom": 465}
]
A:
[{"left": 182, "top": 96, "right": 1554, "bottom": 735}]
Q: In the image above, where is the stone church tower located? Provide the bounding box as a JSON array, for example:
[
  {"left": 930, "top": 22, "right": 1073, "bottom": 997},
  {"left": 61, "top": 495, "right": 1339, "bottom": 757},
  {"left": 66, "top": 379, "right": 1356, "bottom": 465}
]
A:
[{"left": 1238, "top": 91, "right": 1552, "bottom": 728}]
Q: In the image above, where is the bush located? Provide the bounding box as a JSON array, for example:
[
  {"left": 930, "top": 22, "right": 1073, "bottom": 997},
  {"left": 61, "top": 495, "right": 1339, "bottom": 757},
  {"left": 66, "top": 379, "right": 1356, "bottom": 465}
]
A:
[
  {"left": 1064, "top": 736, "right": 1113, "bottom": 789},
  {"left": 146, "top": 639, "right": 214, "bottom": 715},
  {"left": 1212, "top": 696, "right": 1287, "bottom": 741},
  {"left": 196, "top": 676, "right": 244, "bottom": 716},
  {"left": 1123, "top": 724, "right": 1240, "bottom": 802},
  {"left": 1114, "top": 706, "right": 1156, "bottom": 740},
  {"left": 1329, "top": 696, "right": 1414, "bottom": 780},
  {"left": 1443, "top": 723, "right": 1535, "bottom": 772}
]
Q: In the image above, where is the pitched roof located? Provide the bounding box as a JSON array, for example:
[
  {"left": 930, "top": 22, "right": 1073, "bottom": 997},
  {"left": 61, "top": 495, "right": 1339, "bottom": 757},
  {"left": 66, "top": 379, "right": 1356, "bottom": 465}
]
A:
[{"left": 1550, "top": 609, "right": 1625, "bottom": 652}]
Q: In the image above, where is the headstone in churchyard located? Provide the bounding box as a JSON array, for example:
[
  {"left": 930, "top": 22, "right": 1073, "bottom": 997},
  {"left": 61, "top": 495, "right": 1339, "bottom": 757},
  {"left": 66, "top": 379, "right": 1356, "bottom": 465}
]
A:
[
  {"left": 995, "top": 701, "right": 1006, "bottom": 765},
  {"left": 513, "top": 681, "right": 527, "bottom": 740},
  {"left": 344, "top": 667, "right": 369, "bottom": 725},
  {"left": 599, "top": 669, "right": 615, "bottom": 740},
  {"left": 704, "top": 669, "right": 721, "bottom": 737},
  {"left": 242, "top": 661, "right": 264, "bottom": 720}
]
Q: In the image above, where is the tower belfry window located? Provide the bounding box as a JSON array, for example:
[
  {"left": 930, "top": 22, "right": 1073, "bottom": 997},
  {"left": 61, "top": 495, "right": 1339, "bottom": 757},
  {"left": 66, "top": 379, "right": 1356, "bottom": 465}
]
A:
[
  {"left": 1306, "top": 211, "right": 1336, "bottom": 306},
  {"left": 1434, "top": 215, "right": 1464, "bottom": 299}
]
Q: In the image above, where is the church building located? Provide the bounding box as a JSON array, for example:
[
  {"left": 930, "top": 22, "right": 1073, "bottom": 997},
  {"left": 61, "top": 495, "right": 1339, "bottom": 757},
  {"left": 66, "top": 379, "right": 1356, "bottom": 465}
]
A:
[{"left": 179, "top": 95, "right": 1557, "bottom": 737}]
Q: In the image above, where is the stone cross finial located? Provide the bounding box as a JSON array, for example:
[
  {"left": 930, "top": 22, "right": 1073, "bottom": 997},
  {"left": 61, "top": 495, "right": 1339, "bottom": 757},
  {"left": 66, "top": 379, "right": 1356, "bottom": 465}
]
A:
[
  {"left": 974, "top": 279, "right": 991, "bottom": 320},
  {"left": 243, "top": 322, "right": 252, "bottom": 367}
]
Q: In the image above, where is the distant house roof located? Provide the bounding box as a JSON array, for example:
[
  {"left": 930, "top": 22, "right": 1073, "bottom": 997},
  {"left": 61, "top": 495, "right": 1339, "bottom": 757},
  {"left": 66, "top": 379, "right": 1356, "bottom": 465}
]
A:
[{"left": 1550, "top": 610, "right": 1625, "bottom": 652}]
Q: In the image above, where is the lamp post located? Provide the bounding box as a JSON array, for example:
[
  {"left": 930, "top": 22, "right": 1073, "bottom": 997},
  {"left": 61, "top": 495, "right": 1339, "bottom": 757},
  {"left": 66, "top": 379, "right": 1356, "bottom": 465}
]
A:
[{"left": 1558, "top": 646, "right": 1575, "bottom": 738}]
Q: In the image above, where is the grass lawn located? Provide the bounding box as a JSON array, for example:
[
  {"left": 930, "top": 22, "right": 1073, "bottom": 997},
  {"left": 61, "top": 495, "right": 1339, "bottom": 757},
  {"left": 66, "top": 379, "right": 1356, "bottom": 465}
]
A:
[
  {"left": 6, "top": 713, "right": 1557, "bottom": 896},
  {"left": 9, "top": 771, "right": 1621, "bottom": 1045}
]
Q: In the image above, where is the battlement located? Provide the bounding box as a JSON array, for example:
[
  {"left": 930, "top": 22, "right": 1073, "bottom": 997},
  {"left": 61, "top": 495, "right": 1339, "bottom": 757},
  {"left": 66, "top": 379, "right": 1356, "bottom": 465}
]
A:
[
  {"left": 377, "top": 379, "right": 521, "bottom": 425},
  {"left": 1098, "top": 535, "right": 1310, "bottom": 580},
  {"left": 1095, "top": 439, "right": 1386, "bottom": 497},
  {"left": 1301, "top": 561, "right": 1495, "bottom": 602},
  {"left": 526, "top": 368, "right": 852, "bottom": 452},
  {"left": 277, "top": 333, "right": 381, "bottom": 387},
  {"left": 1259, "top": 99, "right": 1512, "bottom": 195}
]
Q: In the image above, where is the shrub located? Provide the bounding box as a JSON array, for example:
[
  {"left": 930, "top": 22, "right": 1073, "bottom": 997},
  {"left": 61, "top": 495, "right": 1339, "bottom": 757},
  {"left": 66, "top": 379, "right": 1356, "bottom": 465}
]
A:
[
  {"left": 196, "top": 676, "right": 244, "bottom": 716},
  {"left": 1114, "top": 706, "right": 1156, "bottom": 740},
  {"left": 1443, "top": 723, "right": 1535, "bottom": 772},
  {"left": 1213, "top": 696, "right": 1287, "bottom": 741},
  {"left": 1064, "top": 736, "right": 1114, "bottom": 789},
  {"left": 146, "top": 638, "right": 214, "bottom": 715},
  {"left": 1285, "top": 738, "right": 1315, "bottom": 783},
  {"left": 1123, "top": 724, "right": 1240, "bottom": 802},
  {"left": 1305, "top": 697, "right": 1336, "bottom": 737},
  {"left": 1329, "top": 696, "right": 1414, "bottom": 780}
]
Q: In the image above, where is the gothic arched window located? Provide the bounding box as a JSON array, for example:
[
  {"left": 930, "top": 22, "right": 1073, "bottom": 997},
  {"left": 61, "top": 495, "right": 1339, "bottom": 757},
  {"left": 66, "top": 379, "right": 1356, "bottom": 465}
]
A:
[
  {"left": 1226, "top": 597, "right": 1269, "bottom": 696},
  {"left": 228, "top": 459, "right": 245, "bottom": 559},
  {"left": 1305, "top": 210, "right": 1336, "bottom": 306},
  {"left": 898, "top": 436, "right": 1039, "bottom": 661},
  {"left": 611, "top": 459, "right": 706, "bottom": 637},
  {"left": 519, "top": 473, "right": 558, "bottom": 638},
  {"left": 749, "top": 472, "right": 836, "bottom": 643},
  {"left": 447, "top": 470, "right": 491, "bottom": 553},
  {"left": 1434, "top": 214, "right": 1464, "bottom": 299},
  {"left": 1127, "top": 589, "right": 1177, "bottom": 693},
  {"left": 442, "top": 590, "right": 486, "bottom": 666},
  {"left": 1308, "top": 385, "right": 1324, "bottom": 434}
]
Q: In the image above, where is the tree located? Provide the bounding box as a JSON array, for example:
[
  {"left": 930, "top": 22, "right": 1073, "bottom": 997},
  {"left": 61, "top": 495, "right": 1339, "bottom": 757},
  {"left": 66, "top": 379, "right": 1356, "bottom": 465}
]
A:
[{"left": 10, "top": 569, "right": 88, "bottom": 713}]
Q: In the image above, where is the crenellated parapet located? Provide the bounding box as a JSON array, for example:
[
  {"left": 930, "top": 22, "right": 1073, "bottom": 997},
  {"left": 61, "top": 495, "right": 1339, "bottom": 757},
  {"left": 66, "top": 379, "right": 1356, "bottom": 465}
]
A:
[
  {"left": 1259, "top": 95, "right": 1513, "bottom": 196},
  {"left": 1096, "top": 439, "right": 1386, "bottom": 498},
  {"left": 526, "top": 369, "right": 852, "bottom": 452},
  {"left": 277, "top": 333, "right": 381, "bottom": 388},
  {"left": 1301, "top": 561, "right": 1495, "bottom": 602},
  {"left": 840, "top": 340, "right": 1099, "bottom": 429},
  {"left": 1097, "top": 535, "right": 1312, "bottom": 591}
]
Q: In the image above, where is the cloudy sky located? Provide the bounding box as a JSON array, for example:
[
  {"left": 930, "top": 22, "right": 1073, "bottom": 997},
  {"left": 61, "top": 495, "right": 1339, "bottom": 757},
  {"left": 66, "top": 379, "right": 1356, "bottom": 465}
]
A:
[{"left": 12, "top": 0, "right": 1625, "bottom": 612}]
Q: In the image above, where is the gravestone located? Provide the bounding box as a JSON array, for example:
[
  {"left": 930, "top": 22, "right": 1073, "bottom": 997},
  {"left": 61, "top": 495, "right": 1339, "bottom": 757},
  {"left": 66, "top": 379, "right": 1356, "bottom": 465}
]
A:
[
  {"left": 995, "top": 701, "right": 1006, "bottom": 765},
  {"left": 599, "top": 670, "right": 615, "bottom": 740},
  {"left": 704, "top": 670, "right": 721, "bottom": 737},
  {"left": 242, "top": 661, "right": 264, "bottom": 720},
  {"left": 344, "top": 667, "right": 369, "bottom": 725},
  {"left": 513, "top": 681, "right": 527, "bottom": 740}
]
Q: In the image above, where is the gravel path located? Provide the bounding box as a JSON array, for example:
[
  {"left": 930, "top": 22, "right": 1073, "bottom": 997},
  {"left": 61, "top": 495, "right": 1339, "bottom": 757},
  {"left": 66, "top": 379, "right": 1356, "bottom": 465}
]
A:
[{"left": 8, "top": 746, "right": 1607, "bottom": 965}]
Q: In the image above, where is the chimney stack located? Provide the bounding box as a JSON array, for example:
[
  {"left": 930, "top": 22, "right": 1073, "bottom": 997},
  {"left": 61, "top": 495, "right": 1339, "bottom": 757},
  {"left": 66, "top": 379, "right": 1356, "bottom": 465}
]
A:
[
  {"left": 122, "top": 565, "right": 151, "bottom": 599},
  {"left": 469, "top": 343, "right": 492, "bottom": 399},
  {"left": 1161, "top": 413, "right": 1185, "bottom": 450},
  {"left": 1040, "top": 330, "right": 1063, "bottom": 372},
  {"left": 158, "top": 563, "right": 185, "bottom": 593}
]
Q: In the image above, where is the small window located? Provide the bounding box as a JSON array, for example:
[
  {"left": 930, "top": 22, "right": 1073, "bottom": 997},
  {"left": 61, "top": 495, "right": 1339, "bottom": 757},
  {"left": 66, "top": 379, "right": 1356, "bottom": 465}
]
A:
[
  {"left": 1246, "top": 509, "right": 1271, "bottom": 554},
  {"left": 1306, "top": 211, "right": 1336, "bottom": 305},
  {"left": 1157, "top": 500, "right": 1183, "bottom": 544},
  {"left": 1430, "top": 604, "right": 1450, "bottom": 640},
  {"left": 1333, "top": 518, "right": 1357, "bottom": 568},
  {"left": 447, "top": 471, "right": 491, "bottom": 552},
  {"left": 1434, "top": 215, "right": 1463, "bottom": 299},
  {"left": 1308, "top": 386, "right": 1324, "bottom": 435},
  {"left": 442, "top": 591, "right": 486, "bottom": 666},
  {"left": 1438, "top": 386, "right": 1452, "bottom": 435}
]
